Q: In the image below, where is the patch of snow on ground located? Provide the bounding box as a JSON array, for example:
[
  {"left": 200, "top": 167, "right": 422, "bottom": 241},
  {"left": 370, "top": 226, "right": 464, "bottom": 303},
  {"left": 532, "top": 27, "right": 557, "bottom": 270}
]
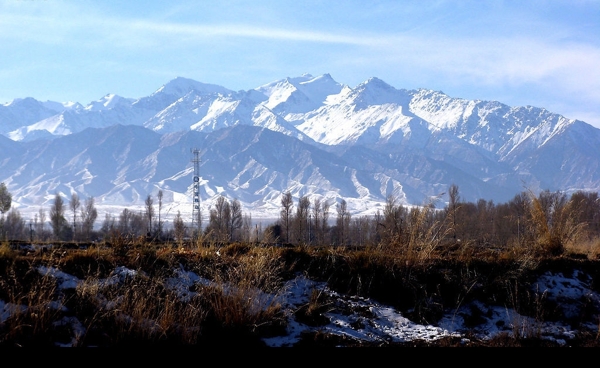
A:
[{"left": 0, "top": 255, "right": 597, "bottom": 347}]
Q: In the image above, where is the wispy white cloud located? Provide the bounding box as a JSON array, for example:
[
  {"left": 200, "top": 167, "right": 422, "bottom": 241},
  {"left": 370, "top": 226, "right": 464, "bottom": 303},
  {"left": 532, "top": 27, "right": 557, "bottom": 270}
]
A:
[
  {"left": 5, "top": 5, "right": 598, "bottom": 80},
  {"left": 125, "top": 20, "right": 380, "bottom": 45},
  {"left": 1, "top": 1, "right": 598, "bottom": 126},
  {"left": 352, "top": 32, "right": 600, "bottom": 102},
  {"left": 0, "top": 5, "right": 378, "bottom": 47}
]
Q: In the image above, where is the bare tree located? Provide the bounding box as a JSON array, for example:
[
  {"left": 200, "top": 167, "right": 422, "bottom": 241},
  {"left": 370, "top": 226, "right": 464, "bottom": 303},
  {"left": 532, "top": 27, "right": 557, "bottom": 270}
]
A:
[
  {"left": 255, "top": 221, "right": 262, "bottom": 243},
  {"left": 37, "top": 207, "right": 47, "bottom": 240},
  {"left": 294, "top": 195, "right": 310, "bottom": 244},
  {"left": 350, "top": 216, "right": 371, "bottom": 247},
  {"left": 242, "top": 213, "right": 252, "bottom": 243},
  {"left": 280, "top": 191, "right": 293, "bottom": 243},
  {"left": 131, "top": 211, "right": 146, "bottom": 237},
  {"left": 382, "top": 194, "right": 407, "bottom": 245},
  {"left": 173, "top": 210, "right": 186, "bottom": 244},
  {"left": 219, "top": 196, "right": 231, "bottom": 241},
  {"left": 336, "top": 199, "right": 351, "bottom": 246},
  {"left": 145, "top": 194, "right": 154, "bottom": 236},
  {"left": 447, "top": 183, "right": 461, "bottom": 240},
  {"left": 50, "top": 192, "right": 69, "bottom": 240},
  {"left": 118, "top": 208, "right": 134, "bottom": 235},
  {"left": 118, "top": 208, "right": 145, "bottom": 236},
  {"left": 0, "top": 182, "right": 11, "bottom": 240},
  {"left": 229, "top": 198, "right": 243, "bottom": 241},
  {"left": 321, "top": 200, "right": 330, "bottom": 245},
  {"left": 312, "top": 197, "right": 322, "bottom": 244},
  {"left": 570, "top": 190, "right": 600, "bottom": 236},
  {"left": 4, "top": 208, "right": 25, "bottom": 240},
  {"left": 69, "top": 193, "right": 81, "bottom": 240},
  {"left": 0, "top": 182, "right": 12, "bottom": 215},
  {"left": 80, "top": 197, "right": 98, "bottom": 241},
  {"left": 506, "top": 191, "right": 530, "bottom": 245},
  {"left": 207, "top": 196, "right": 231, "bottom": 242},
  {"left": 157, "top": 190, "right": 163, "bottom": 239},
  {"left": 372, "top": 209, "right": 383, "bottom": 245},
  {"left": 472, "top": 198, "right": 496, "bottom": 245},
  {"left": 100, "top": 212, "right": 117, "bottom": 239}
]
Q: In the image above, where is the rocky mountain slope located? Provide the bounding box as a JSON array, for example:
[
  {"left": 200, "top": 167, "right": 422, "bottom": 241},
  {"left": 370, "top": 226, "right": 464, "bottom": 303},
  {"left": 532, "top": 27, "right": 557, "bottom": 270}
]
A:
[{"left": 1, "top": 74, "right": 599, "bottom": 221}]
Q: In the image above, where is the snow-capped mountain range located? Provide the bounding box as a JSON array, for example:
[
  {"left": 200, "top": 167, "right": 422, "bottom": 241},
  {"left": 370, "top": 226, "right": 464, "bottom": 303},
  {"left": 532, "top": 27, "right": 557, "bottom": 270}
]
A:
[{"left": 1, "top": 73, "right": 599, "bottom": 222}]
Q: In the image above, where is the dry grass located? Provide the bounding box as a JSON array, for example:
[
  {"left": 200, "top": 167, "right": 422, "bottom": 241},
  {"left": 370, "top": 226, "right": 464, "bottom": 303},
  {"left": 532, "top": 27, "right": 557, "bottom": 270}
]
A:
[
  {"left": 0, "top": 240, "right": 289, "bottom": 347},
  {"left": 73, "top": 271, "right": 209, "bottom": 346},
  {"left": 564, "top": 238, "right": 600, "bottom": 260},
  {"left": 525, "top": 190, "right": 588, "bottom": 257},
  {"left": 0, "top": 241, "right": 16, "bottom": 260},
  {"left": 1, "top": 225, "right": 599, "bottom": 347},
  {"left": 0, "top": 260, "right": 65, "bottom": 346}
]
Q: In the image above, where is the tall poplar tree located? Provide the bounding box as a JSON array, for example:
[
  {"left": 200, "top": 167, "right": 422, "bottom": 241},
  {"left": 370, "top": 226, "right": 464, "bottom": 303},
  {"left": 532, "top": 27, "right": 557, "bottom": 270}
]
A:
[
  {"left": 280, "top": 191, "right": 293, "bottom": 243},
  {"left": 50, "top": 193, "right": 68, "bottom": 240}
]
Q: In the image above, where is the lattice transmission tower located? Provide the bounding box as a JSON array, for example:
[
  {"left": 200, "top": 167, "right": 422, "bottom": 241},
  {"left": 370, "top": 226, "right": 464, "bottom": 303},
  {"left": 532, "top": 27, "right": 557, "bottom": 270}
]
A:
[{"left": 191, "top": 148, "right": 202, "bottom": 235}]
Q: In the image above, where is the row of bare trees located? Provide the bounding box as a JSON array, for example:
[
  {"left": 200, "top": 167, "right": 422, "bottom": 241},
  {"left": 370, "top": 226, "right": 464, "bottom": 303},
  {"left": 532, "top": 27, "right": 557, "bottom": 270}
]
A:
[
  {"left": 0, "top": 186, "right": 100, "bottom": 242},
  {"left": 100, "top": 191, "right": 167, "bottom": 241},
  {"left": 1, "top": 183, "right": 599, "bottom": 253},
  {"left": 203, "top": 196, "right": 243, "bottom": 242},
  {"left": 278, "top": 192, "right": 333, "bottom": 245},
  {"left": 0, "top": 189, "right": 169, "bottom": 243},
  {"left": 270, "top": 186, "right": 600, "bottom": 252}
]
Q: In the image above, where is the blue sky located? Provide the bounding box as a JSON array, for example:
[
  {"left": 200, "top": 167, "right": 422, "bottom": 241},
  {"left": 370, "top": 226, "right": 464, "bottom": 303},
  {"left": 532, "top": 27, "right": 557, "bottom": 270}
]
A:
[{"left": 2, "top": 0, "right": 600, "bottom": 128}]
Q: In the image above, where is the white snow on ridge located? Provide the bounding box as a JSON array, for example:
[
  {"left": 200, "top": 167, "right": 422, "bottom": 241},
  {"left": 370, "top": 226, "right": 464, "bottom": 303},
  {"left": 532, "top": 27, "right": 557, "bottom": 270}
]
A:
[
  {"left": 256, "top": 78, "right": 298, "bottom": 111},
  {"left": 42, "top": 100, "right": 82, "bottom": 112},
  {"left": 84, "top": 94, "right": 134, "bottom": 112},
  {"left": 296, "top": 73, "right": 344, "bottom": 105},
  {"left": 155, "top": 76, "right": 233, "bottom": 97},
  {"left": 8, "top": 115, "right": 71, "bottom": 141},
  {"left": 256, "top": 73, "right": 344, "bottom": 116},
  {"left": 3, "top": 73, "right": 587, "bottom": 153}
]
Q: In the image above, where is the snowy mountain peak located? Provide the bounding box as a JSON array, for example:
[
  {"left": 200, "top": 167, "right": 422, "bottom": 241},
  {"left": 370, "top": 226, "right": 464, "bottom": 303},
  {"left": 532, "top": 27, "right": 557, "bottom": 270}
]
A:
[
  {"left": 5, "top": 97, "right": 58, "bottom": 112},
  {"left": 4, "top": 97, "right": 36, "bottom": 107},
  {"left": 255, "top": 73, "right": 344, "bottom": 114},
  {"left": 4, "top": 97, "right": 82, "bottom": 113},
  {"left": 347, "top": 76, "right": 409, "bottom": 109},
  {"left": 256, "top": 77, "right": 296, "bottom": 97},
  {"left": 361, "top": 76, "right": 392, "bottom": 88},
  {"left": 287, "top": 74, "right": 314, "bottom": 84},
  {"left": 412, "top": 88, "right": 449, "bottom": 100},
  {"left": 2, "top": 73, "right": 600, "bottom": 221},
  {"left": 297, "top": 73, "right": 343, "bottom": 96},
  {"left": 154, "top": 76, "right": 233, "bottom": 97},
  {"left": 43, "top": 100, "right": 82, "bottom": 112},
  {"left": 84, "top": 94, "right": 134, "bottom": 112}
]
